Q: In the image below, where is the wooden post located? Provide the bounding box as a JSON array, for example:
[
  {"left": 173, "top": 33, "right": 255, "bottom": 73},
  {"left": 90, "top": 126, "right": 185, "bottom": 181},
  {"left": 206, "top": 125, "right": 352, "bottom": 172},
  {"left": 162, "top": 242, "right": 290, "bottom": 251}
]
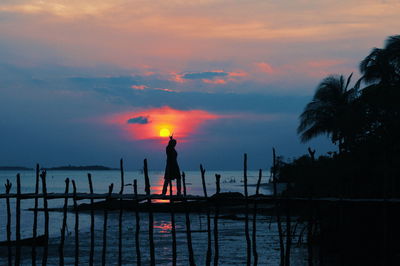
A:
[
  {"left": 307, "top": 148, "right": 314, "bottom": 266},
  {"left": 15, "top": 173, "right": 21, "bottom": 266},
  {"left": 182, "top": 171, "right": 187, "bottom": 196},
  {"left": 32, "top": 164, "right": 40, "bottom": 266},
  {"left": 182, "top": 172, "right": 195, "bottom": 266},
  {"left": 215, "top": 174, "right": 221, "bottom": 195},
  {"left": 200, "top": 164, "right": 212, "bottom": 266},
  {"left": 272, "top": 148, "right": 278, "bottom": 199},
  {"left": 307, "top": 210, "right": 314, "bottom": 266},
  {"left": 214, "top": 174, "right": 221, "bottom": 266},
  {"left": 118, "top": 158, "right": 124, "bottom": 266},
  {"left": 102, "top": 183, "right": 114, "bottom": 266},
  {"left": 120, "top": 158, "right": 125, "bottom": 193},
  {"left": 200, "top": 164, "right": 208, "bottom": 198},
  {"left": 144, "top": 159, "right": 155, "bottom": 266},
  {"left": 244, "top": 154, "right": 252, "bottom": 266},
  {"left": 59, "top": 178, "right": 70, "bottom": 266},
  {"left": 133, "top": 180, "right": 141, "bottom": 266},
  {"left": 169, "top": 179, "right": 177, "bottom": 266},
  {"left": 316, "top": 203, "right": 323, "bottom": 266},
  {"left": 41, "top": 170, "right": 49, "bottom": 266},
  {"left": 5, "top": 179, "right": 12, "bottom": 266},
  {"left": 252, "top": 169, "right": 262, "bottom": 266},
  {"left": 285, "top": 199, "right": 292, "bottom": 266},
  {"left": 72, "top": 180, "right": 79, "bottom": 266},
  {"left": 273, "top": 148, "right": 285, "bottom": 266},
  {"left": 87, "top": 173, "right": 95, "bottom": 266}
]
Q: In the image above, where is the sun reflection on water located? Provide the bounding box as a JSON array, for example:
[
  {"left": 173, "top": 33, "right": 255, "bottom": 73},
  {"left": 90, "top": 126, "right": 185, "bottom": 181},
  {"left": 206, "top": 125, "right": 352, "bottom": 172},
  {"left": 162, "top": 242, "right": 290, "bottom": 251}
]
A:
[{"left": 154, "top": 221, "right": 173, "bottom": 233}]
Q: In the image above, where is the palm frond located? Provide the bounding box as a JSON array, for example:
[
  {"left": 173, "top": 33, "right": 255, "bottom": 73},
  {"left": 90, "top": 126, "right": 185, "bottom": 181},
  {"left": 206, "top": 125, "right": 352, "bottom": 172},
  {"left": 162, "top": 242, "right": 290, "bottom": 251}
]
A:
[{"left": 345, "top": 72, "right": 353, "bottom": 91}]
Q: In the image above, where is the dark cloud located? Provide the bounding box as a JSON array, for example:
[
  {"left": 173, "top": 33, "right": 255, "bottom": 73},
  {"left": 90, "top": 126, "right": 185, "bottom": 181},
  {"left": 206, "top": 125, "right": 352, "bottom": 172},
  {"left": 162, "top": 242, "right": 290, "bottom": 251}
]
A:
[
  {"left": 182, "top": 71, "right": 228, "bottom": 80},
  {"left": 127, "top": 116, "right": 149, "bottom": 124}
]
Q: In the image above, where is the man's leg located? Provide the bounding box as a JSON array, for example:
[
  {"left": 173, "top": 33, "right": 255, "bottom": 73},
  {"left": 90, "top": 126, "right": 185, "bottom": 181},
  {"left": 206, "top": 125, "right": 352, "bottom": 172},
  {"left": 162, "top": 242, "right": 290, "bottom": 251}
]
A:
[
  {"left": 162, "top": 179, "right": 169, "bottom": 195},
  {"left": 176, "top": 177, "right": 182, "bottom": 195}
]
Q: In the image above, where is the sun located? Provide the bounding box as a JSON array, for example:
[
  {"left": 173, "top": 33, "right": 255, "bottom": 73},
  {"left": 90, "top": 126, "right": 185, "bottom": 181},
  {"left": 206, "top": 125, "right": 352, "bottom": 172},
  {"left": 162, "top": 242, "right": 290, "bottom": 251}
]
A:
[{"left": 159, "top": 128, "right": 171, "bottom": 137}]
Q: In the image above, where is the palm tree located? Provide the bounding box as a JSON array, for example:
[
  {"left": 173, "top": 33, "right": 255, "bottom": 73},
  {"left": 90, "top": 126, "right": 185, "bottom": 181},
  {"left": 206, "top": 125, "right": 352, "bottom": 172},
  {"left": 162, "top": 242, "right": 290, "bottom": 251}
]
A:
[
  {"left": 360, "top": 35, "right": 400, "bottom": 85},
  {"left": 298, "top": 73, "right": 360, "bottom": 152}
]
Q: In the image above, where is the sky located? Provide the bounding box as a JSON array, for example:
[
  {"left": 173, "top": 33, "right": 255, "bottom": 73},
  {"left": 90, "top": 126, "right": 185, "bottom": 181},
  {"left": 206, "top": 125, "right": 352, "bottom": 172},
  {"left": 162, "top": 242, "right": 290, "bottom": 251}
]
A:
[{"left": 1, "top": 0, "right": 399, "bottom": 170}]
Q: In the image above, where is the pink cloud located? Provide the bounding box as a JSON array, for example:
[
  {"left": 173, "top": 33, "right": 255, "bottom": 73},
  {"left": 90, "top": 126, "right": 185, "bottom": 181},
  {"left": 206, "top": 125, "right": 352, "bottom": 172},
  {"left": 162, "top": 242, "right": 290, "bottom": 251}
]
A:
[
  {"left": 131, "top": 85, "right": 148, "bottom": 90},
  {"left": 102, "top": 106, "right": 222, "bottom": 142},
  {"left": 228, "top": 71, "right": 248, "bottom": 77},
  {"left": 154, "top": 88, "right": 177, "bottom": 92},
  {"left": 202, "top": 78, "right": 227, "bottom": 84},
  {"left": 255, "top": 62, "right": 275, "bottom": 74},
  {"left": 170, "top": 73, "right": 185, "bottom": 83}
]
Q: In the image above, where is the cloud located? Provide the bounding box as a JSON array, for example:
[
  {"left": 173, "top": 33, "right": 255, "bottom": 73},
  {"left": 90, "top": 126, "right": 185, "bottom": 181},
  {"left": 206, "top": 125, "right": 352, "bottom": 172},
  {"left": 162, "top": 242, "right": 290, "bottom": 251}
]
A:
[
  {"left": 104, "top": 106, "right": 222, "bottom": 142},
  {"left": 154, "top": 88, "right": 177, "bottom": 92},
  {"left": 173, "top": 70, "right": 247, "bottom": 85},
  {"left": 127, "top": 116, "right": 149, "bottom": 124},
  {"left": 131, "top": 85, "right": 148, "bottom": 90},
  {"left": 182, "top": 71, "right": 228, "bottom": 80},
  {"left": 0, "top": 1, "right": 119, "bottom": 18},
  {"left": 228, "top": 71, "right": 247, "bottom": 77},
  {"left": 202, "top": 78, "right": 227, "bottom": 84},
  {"left": 255, "top": 62, "right": 275, "bottom": 74}
]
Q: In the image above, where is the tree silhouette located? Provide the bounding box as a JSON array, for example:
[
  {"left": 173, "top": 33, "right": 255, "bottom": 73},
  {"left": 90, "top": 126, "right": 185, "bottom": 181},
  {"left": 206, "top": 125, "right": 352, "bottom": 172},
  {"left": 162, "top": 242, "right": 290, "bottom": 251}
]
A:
[
  {"left": 360, "top": 35, "right": 400, "bottom": 86},
  {"left": 297, "top": 74, "right": 359, "bottom": 152}
]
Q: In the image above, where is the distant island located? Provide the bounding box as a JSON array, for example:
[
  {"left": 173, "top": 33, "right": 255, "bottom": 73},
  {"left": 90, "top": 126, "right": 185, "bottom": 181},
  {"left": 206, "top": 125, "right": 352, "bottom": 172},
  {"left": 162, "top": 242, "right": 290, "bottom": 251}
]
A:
[
  {"left": 0, "top": 166, "right": 33, "bottom": 170},
  {"left": 44, "top": 165, "right": 118, "bottom": 171}
]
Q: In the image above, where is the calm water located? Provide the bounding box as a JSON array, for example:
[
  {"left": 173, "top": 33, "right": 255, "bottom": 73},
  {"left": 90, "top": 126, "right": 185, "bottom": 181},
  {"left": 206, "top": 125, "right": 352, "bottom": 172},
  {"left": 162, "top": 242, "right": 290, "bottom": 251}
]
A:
[{"left": 0, "top": 170, "right": 308, "bottom": 265}]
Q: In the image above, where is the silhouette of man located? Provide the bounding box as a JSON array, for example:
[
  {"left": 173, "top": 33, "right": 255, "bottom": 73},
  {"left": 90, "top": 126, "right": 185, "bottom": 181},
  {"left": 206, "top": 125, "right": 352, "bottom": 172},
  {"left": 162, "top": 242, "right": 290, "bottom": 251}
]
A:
[{"left": 162, "top": 136, "right": 182, "bottom": 195}]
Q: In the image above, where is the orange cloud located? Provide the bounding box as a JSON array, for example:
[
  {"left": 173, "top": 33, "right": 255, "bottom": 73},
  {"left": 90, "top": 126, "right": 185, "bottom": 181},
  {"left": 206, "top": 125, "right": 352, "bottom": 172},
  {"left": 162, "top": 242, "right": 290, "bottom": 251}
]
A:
[
  {"left": 228, "top": 71, "right": 247, "bottom": 77},
  {"left": 131, "top": 85, "right": 148, "bottom": 90},
  {"left": 103, "top": 106, "right": 221, "bottom": 142},
  {"left": 202, "top": 78, "right": 227, "bottom": 84},
  {"left": 154, "top": 88, "right": 177, "bottom": 92},
  {"left": 170, "top": 73, "right": 185, "bottom": 83},
  {"left": 255, "top": 62, "right": 275, "bottom": 74}
]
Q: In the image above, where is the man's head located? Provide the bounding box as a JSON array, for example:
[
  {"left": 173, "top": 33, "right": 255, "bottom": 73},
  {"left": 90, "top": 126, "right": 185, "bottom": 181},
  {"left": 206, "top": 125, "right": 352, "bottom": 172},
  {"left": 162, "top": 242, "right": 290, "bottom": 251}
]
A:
[{"left": 169, "top": 136, "right": 177, "bottom": 147}]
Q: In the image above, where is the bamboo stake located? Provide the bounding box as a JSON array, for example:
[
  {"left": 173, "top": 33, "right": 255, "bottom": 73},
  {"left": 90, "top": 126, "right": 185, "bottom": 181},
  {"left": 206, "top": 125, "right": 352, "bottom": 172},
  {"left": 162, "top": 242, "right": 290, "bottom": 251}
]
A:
[
  {"left": 285, "top": 198, "right": 292, "bottom": 266},
  {"left": 144, "top": 159, "right": 155, "bottom": 266},
  {"left": 59, "top": 178, "right": 70, "bottom": 266},
  {"left": 200, "top": 165, "right": 208, "bottom": 198},
  {"left": 200, "top": 164, "right": 212, "bottom": 266},
  {"left": 182, "top": 172, "right": 196, "bottom": 266},
  {"left": 307, "top": 148, "right": 315, "bottom": 266},
  {"left": 118, "top": 158, "right": 124, "bottom": 266},
  {"left": 316, "top": 203, "right": 323, "bottom": 266},
  {"left": 87, "top": 173, "right": 95, "bottom": 266},
  {"left": 133, "top": 180, "right": 141, "bottom": 266},
  {"left": 15, "top": 174, "right": 21, "bottom": 266},
  {"left": 169, "top": 179, "right": 177, "bottom": 266},
  {"left": 72, "top": 180, "right": 79, "bottom": 266},
  {"left": 244, "top": 154, "right": 252, "bottom": 266},
  {"left": 273, "top": 148, "right": 285, "bottom": 266},
  {"left": 41, "top": 170, "right": 49, "bottom": 266},
  {"left": 214, "top": 174, "right": 221, "bottom": 266},
  {"left": 5, "top": 179, "right": 12, "bottom": 266},
  {"left": 32, "top": 164, "right": 40, "bottom": 266},
  {"left": 307, "top": 209, "right": 314, "bottom": 266},
  {"left": 102, "top": 183, "right": 114, "bottom": 266},
  {"left": 252, "top": 169, "right": 262, "bottom": 266}
]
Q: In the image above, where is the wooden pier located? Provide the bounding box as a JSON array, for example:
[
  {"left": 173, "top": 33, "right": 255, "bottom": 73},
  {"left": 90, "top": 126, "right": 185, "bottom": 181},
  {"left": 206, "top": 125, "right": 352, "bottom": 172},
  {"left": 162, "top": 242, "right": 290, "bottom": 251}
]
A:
[{"left": 1, "top": 155, "right": 399, "bottom": 265}]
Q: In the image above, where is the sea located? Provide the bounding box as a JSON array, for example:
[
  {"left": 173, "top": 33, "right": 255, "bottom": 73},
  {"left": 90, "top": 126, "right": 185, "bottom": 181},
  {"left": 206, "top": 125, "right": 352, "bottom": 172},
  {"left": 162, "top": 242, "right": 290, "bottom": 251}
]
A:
[{"left": 0, "top": 170, "right": 308, "bottom": 265}]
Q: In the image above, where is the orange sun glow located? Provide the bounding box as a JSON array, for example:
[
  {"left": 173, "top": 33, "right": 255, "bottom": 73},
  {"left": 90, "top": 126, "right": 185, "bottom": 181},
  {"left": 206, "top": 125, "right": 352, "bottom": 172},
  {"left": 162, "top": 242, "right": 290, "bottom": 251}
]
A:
[
  {"left": 159, "top": 128, "right": 171, "bottom": 137},
  {"left": 104, "top": 106, "right": 222, "bottom": 142}
]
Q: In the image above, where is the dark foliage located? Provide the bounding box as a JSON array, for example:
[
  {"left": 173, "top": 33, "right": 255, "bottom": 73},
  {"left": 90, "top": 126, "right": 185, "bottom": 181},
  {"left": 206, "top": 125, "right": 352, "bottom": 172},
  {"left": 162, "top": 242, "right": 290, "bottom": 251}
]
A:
[{"left": 289, "top": 35, "right": 400, "bottom": 198}]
